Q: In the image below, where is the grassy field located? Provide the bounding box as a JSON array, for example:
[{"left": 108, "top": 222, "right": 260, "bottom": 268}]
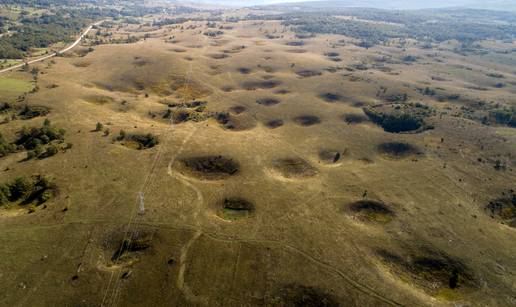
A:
[
  {"left": 0, "top": 4, "right": 515, "bottom": 307},
  {"left": 0, "top": 76, "right": 33, "bottom": 100}
]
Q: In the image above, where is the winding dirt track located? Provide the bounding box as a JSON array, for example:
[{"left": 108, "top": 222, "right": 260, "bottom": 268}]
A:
[{"left": 0, "top": 21, "right": 103, "bottom": 74}]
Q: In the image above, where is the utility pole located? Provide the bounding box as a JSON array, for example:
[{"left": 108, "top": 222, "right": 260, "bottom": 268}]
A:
[{"left": 138, "top": 192, "right": 145, "bottom": 215}]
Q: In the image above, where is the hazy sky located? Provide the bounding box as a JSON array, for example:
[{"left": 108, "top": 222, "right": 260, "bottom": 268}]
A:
[{"left": 193, "top": 0, "right": 515, "bottom": 11}]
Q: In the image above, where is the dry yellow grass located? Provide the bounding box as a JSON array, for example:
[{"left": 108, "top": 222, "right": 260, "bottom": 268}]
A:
[{"left": 0, "top": 11, "right": 515, "bottom": 307}]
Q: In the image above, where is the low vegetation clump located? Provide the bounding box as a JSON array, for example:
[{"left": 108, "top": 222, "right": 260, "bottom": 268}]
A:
[
  {"left": 17, "top": 105, "right": 50, "bottom": 120},
  {"left": 203, "top": 30, "right": 224, "bottom": 37},
  {"left": 115, "top": 130, "right": 159, "bottom": 150},
  {"left": 180, "top": 155, "right": 239, "bottom": 179},
  {"left": 488, "top": 107, "right": 516, "bottom": 128},
  {"left": 218, "top": 197, "right": 255, "bottom": 220},
  {"left": 1, "top": 104, "right": 49, "bottom": 122},
  {"left": 0, "top": 175, "right": 56, "bottom": 207},
  {"left": 7, "top": 119, "right": 68, "bottom": 160},
  {"left": 0, "top": 133, "right": 16, "bottom": 157},
  {"left": 363, "top": 104, "right": 432, "bottom": 133},
  {"left": 485, "top": 192, "right": 516, "bottom": 228}
]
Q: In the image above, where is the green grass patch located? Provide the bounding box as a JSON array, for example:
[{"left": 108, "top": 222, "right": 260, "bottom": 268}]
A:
[{"left": 0, "top": 77, "right": 33, "bottom": 99}]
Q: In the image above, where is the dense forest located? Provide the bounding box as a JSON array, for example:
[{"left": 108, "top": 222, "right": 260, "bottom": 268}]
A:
[
  {"left": 0, "top": 2, "right": 166, "bottom": 59},
  {"left": 247, "top": 8, "right": 516, "bottom": 46}
]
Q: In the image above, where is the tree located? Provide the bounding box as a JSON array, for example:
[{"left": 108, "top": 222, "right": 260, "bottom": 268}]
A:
[
  {"left": 95, "top": 122, "right": 103, "bottom": 132},
  {"left": 9, "top": 177, "right": 34, "bottom": 201}
]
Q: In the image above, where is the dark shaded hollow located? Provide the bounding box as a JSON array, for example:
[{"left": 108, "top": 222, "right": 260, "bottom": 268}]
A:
[
  {"left": 342, "top": 113, "right": 368, "bottom": 124},
  {"left": 272, "top": 158, "right": 317, "bottom": 178},
  {"left": 294, "top": 115, "right": 321, "bottom": 126},
  {"left": 377, "top": 142, "right": 419, "bottom": 158},
  {"left": 271, "top": 284, "right": 339, "bottom": 307},
  {"left": 319, "top": 150, "right": 342, "bottom": 164},
  {"left": 319, "top": 93, "right": 342, "bottom": 102},
  {"left": 223, "top": 197, "right": 255, "bottom": 211},
  {"left": 181, "top": 155, "right": 239, "bottom": 177},
  {"left": 209, "top": 53, "right": 229, "bottom": 59},
  {"left": 485, "top": 194, "right": 516, "bottom": 227},
  {"left": 256, "top": 98, "right": 280, "bottom": 106},
  {"left": 242, "top": 80, "right": 281, "bottom": 90},
  {"left": 237, "top": 67, "right": 252, "bottom": 74},
  {"left": 375, "top": 248, "right": 473, "bottom": 290},
  {"left": 265, "top": 119, "right": 284, "bottom": 129},
  {"left": 349, "top": 200, "right": 393, "bottom": 215},
  {"left": 230, "top": 105, "right": 247, "bottom": 114},
  {"left": 296, "top": 70, "right": 322, "bottom": 78},
  {"left": 286, "top": 41, "right": 305, "bottom": 46}
]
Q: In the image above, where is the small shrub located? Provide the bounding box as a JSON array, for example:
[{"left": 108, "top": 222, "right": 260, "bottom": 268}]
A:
[
  {"left": 44, "top": 145, "right": 59, "bottom": 157},
  {"left": 95, "top": 122, "right": 104, "bottom": 132},
  {"left": 0, "top": 175, "right": 56, "bottom": 207}
]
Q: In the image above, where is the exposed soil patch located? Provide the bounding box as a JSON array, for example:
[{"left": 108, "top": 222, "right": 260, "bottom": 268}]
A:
[
  {"left": 347, "top": 200, "right": 395, "bottom": 223},
  {"left": 265, "top": 119, "right": 284, "bottom": 129},
  {"left": 217, "top": 197, "right": 255, "bottom": 220},
  {"left": 377, "top": 142, "right": 421, "bottom": 159},
  {"left": 485, "top": 192, "right": 516, "bottom": 227},
  {"left": 296, "top": 70, "right": 322, "bottom": 78},
  {"left": 318, "top": 150, "right": 344, "bottom": 164},
  {"left": 376, "top": 248, "right": 477, "bottom": 294},
  {"left": 229, "top": 105, "right": 247, "bottom": 114},
  {"left": 269, "top": 284, "right": 339, "bottom": 307},
  {"left": 256, "top": 98, "right": 281, "bottom": 106},
  {"left": 319, "top": 93, "right": 343, "bottom": 103},
  {"left": 364, "top": 103, "right": 433, "bottom": 133},
  {"left": 180, "top": 155, "right": 239, "bottom": 179},
  {"left": 271, "top": 158, "right": 318, "bottom": 179},
  {"left": 293, "top": 115, "right": 321, "bottom": 126},
  {"left": 242, "top": 80, "right": 281, "bottom": 90}
]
